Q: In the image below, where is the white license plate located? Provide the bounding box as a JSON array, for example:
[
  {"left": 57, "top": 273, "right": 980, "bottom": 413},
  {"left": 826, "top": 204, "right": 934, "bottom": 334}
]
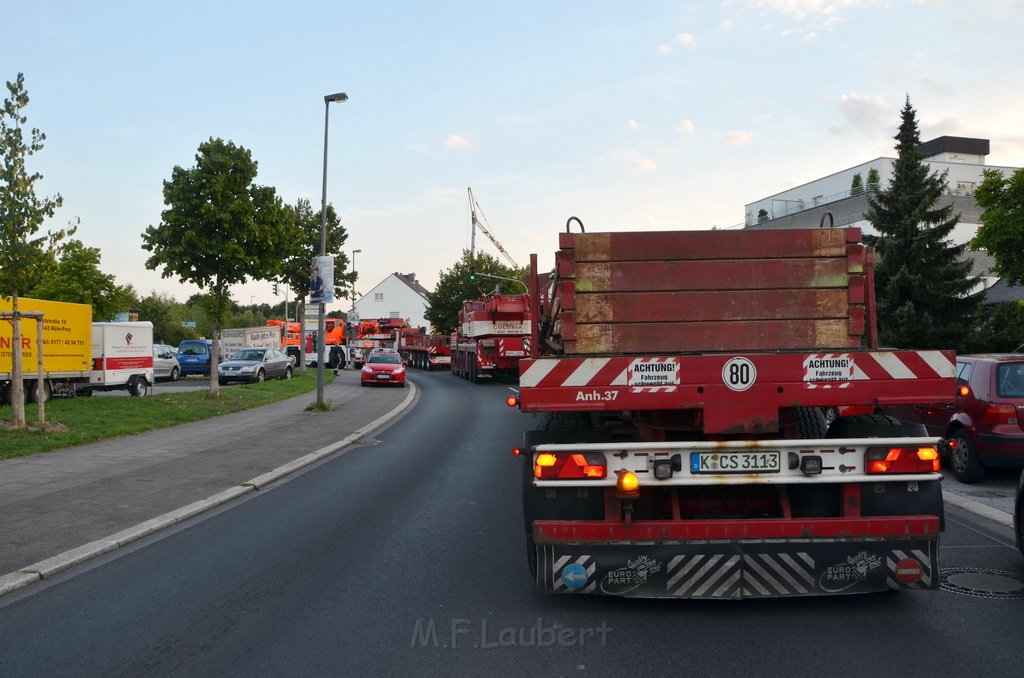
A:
[
  {"left": 504, "top": 351, "right": 525, "bottom": 357},
  {"left": 690, "top": 451, "right": 780, "bottom": 474},
  {"left": 376, "top": 374, "right": 390, "bottom": 380}
]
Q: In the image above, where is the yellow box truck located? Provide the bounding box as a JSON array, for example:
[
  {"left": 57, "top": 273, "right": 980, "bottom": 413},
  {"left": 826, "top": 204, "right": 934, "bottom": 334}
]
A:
[{"left": 1, "top": 297, "right": 92, "bottom": 402}]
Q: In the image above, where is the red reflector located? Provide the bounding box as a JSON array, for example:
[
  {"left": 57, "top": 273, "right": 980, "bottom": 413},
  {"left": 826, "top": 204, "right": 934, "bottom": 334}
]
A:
[
  {"left": 533, "top": 452, "right": 607, "bottom": 480},
  {"left": 865, "top": 446, "right": 940, "bottom": 474}
]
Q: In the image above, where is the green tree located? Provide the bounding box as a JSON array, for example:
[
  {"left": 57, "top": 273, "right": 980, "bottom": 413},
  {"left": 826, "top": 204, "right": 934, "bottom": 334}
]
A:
[
  {"left": 278, "top": 198, "right": 351, "bottom": 305},
  {"left": 141, "top": 138, "right": 292, "bottom": 395},
  {"left": 850, "top": 173, "right": 864, "bottom": 195},
  {"left": 425, "top": 250, "right": 527, "bottom": 335},
  {"left": 137, "top": 292, "right": 195, "bottom": 346},
  {"left": 863, "top": 97, "right": 978, "bottom": 350},
  {"left": 867, "top": 167, "right": 881, "bottom": 191},
  {"left": 0, "top": 73, "right": 75, "bottom": 427},
  {"left": 964, "top": 301, "right": 1024, "bottom": 353},
  {"left": 972, "top": 167, "right": 1024, "bottom": 286},
  {"left": 276, "top": 198, "right": 350, "bottom": 371},
  {"left": 30, "top": 239, "right": 136, "bottom": 321}
]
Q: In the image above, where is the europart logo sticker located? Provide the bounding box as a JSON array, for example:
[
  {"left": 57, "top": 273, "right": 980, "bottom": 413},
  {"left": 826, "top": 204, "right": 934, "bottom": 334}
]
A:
[
  {"left": 803, "top": 354, "right": 853, "bottom": 382},
  {"left": 627, "top": 358, "right": 679, "bottom": 387},
  {"left": 818, "top": 551, "right": 883, "bottom": 593},
  {"left": 600, "top": 555, "right": 662, "bottom": 595}
]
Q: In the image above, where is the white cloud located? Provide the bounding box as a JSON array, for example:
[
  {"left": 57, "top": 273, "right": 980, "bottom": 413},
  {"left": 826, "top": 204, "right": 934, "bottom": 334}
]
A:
[
  {"left": 726, "top": 130, "right": 754, "bottom": 145},
  {"left": 675, "top": 32, "right": 696, "bottom": 46},
  {"left": 718, "top": 18, "right": 736, "bottom": 31},
  {"left": 657, "top": 44, "right": 673, "bottom": 55},
  {"left": 628, "top": 119, "right": 640, "bottom": 130},
  {"left": 444, "top": 133, "right": 472, "bottom": 150},
  {"left": 677, "top": 119, "right": 696, "bottom": 134},
  {"left": 747, "top": 0, "right": 874, "bottom": 21},
  {"left": 632, "top": 158, "right": 658, "bottom": 172},
  {"left": 838, "top": 92, "right": 889, "bottom": 134}
]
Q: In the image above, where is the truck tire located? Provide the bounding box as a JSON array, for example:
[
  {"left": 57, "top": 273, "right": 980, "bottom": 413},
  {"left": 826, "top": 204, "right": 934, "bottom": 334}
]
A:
[
  {"left": 825, "top": 413, "right": 926, "bottom": 438},
  {"left": 26, "top": 380, "right": 52, "bottom": 403},
  {"left": 795, "top": 407, "right": 828, "bottom": 439},
  {"left": 949, "top": 427, "right": 985, "bottom": 484},
  {"left": 128, "top": 375, "right": 148, "bottom": 397}
]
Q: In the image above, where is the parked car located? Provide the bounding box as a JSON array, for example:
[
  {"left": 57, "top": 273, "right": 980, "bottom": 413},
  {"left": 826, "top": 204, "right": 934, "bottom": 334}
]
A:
[
  {"left": 153, "top": 344, "right": 180, "bottom": 382},
  {"left": 360, "top": 350, "right": 406, "bottom": 387},
  {"left": 1015, "top": 468, "right": 1024, "bottom": 558},
  {"left": 887, "top": 354, "right": 1024, "bottom": 483},
  {"left": 217, "top": 347, "right": 292, "bottom": 385},
  {"left": 177, "top": 339, "right": 212, "bottom": 376}
]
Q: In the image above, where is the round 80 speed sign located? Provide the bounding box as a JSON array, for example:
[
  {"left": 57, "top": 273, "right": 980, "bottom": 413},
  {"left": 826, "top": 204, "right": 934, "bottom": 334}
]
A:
[{"left": 722, "top": 357, "right": 756, "bottom": 391}]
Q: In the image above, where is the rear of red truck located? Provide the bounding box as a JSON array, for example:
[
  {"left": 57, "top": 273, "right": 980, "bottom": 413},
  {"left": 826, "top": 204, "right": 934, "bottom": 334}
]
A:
[{"left": 514, "top": 225, "right": 954, "bottom": 599}]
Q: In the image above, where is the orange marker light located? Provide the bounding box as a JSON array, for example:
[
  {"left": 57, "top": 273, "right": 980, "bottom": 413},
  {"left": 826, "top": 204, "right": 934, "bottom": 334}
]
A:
[
  {"left": 616, "top": 470, "right": 640, "bottom": 496},
  {"left": 506, "top": 395, "right": 519, "bottom": 407},
  {"left": 958, "top": 385, "right": 969, "bottom": 397}
]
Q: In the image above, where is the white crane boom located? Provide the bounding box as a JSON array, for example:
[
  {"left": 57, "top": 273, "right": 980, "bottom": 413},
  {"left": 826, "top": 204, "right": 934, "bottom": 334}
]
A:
[{"left": 468, "top": 187, "right": 519, "bottom": 269}]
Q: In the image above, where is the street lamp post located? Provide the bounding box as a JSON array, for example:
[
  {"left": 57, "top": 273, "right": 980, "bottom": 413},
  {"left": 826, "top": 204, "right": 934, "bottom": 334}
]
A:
[{"left": 317, "top": 91, "right": 348, "bottom": 408}]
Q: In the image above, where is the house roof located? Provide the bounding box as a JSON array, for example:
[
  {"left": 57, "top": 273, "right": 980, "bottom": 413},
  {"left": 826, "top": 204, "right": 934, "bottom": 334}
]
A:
[
  {"left": 981, "top": 278, "right": 1024, "bottom": 306},
  {"left": 394, "top": 273, "right": 431, "bottom": 301}
]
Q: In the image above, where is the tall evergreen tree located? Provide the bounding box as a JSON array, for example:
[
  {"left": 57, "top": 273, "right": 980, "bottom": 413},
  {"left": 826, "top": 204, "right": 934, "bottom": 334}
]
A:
[{"left": 863, "top": 97, "right": 978, "bottom": 350}]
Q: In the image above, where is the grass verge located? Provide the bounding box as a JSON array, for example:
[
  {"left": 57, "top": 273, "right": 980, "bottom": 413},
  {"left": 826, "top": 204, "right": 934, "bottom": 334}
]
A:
[{"left": 0, "top": 370, "right": 333, "bottom": 460}]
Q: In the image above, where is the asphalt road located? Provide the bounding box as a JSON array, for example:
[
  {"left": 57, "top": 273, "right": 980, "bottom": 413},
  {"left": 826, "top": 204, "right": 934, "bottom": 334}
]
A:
[{"left": 1, "top": 371, "right": 1022, "bottom": 677}]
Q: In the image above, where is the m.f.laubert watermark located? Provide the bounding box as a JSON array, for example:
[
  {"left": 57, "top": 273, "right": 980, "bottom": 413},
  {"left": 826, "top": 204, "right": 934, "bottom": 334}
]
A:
[{"left": 411, "top": 617, "right": 612, "bottom": 650}]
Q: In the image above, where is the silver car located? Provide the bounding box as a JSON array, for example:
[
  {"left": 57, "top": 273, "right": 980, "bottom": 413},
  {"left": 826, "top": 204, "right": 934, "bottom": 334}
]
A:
[
  {"left": 153, "top": 344, "right": 181, "bottom": 382},
  {"left": 217, "top": 347, "right": 293, "bottom": 385}
]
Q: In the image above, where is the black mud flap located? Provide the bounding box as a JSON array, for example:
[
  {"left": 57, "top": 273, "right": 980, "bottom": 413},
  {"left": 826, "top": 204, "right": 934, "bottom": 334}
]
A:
[{"left": 535, "top": 540, "right": 938, "bottom": 599}]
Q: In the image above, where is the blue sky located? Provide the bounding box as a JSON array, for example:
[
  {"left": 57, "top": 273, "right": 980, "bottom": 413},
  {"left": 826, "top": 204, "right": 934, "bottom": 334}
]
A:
[{"left": 6, "top": 0, "right": 1024, "bottom": 309}]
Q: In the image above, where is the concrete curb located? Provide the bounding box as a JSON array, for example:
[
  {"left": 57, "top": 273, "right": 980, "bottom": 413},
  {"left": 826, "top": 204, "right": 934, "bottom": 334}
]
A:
[
  {"left": 0, "top": 381, "right": 418, "bottom": 599},
  {"left": 942, "top": 490, "right": 1014, "bottom": 529}
]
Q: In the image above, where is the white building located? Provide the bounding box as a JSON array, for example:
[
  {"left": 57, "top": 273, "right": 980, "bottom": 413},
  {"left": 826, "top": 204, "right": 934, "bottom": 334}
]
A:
[
  {"left": 352, "top": 272, "right": 431, "bottom": 330},
  {"left": 745, "top": 136, "right": 1020, "bottom": 294}
]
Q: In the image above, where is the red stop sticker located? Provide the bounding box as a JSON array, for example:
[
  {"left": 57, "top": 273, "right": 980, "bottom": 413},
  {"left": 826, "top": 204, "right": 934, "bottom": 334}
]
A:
[{"left": 895, "top": 558, "right": 923, "bottom": 585}]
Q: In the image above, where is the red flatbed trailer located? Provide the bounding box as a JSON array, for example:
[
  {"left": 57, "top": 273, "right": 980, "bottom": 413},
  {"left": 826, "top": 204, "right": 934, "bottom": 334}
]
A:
[
  {"left": 399, "top": 328, "right": 451, "bottom": 370},
  {"left": 514, "top": 225, "right": 954, "bottom": 599}
]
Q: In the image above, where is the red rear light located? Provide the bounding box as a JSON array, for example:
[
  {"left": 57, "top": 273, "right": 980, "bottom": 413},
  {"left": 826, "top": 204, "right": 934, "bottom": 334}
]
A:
[
  {"left": 533, "top": 452, "right": 607, "bottom": 479},
  {"left": 980, "top": 403, "right": 1018, "bottom": 426},
  {"left": 865, "top": 446, "right": 940, "bottom": 474}
]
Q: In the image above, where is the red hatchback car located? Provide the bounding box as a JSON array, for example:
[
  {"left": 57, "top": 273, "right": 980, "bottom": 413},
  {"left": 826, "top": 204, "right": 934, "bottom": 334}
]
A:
[
  {"left": 892, "top": 355, "right": 1024, "bottom": 483},
  {"left": 360, "top": 350, "right": 406, "bottom": 387}
]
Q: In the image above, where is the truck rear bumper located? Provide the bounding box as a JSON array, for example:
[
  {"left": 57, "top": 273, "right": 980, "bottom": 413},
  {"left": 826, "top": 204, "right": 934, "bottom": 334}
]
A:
[{"left": 533, "top": 516, "right": 939, "bottom": 598}]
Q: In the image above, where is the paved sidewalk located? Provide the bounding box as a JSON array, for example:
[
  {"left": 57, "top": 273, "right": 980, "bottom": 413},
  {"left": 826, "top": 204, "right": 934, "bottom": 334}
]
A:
[{"left": 0, "top": 371, "right": 413, "bottom": 592}]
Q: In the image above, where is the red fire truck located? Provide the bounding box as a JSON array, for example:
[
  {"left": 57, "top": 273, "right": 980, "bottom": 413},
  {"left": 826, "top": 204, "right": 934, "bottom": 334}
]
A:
[
  {"left": 450, "top": 293, "right": 531, "bottom": 382},
  {"left": 511, "top": 224, "right": 954, "bottom": 599},
  {"left": 399, "top": 327, "right": 451, "bottom": 370}
]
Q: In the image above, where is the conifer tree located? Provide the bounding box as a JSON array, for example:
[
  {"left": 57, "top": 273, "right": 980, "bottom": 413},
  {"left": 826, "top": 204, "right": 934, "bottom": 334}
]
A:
[{"left": 863, "top": 97, "right": 978, "bottom": 350}]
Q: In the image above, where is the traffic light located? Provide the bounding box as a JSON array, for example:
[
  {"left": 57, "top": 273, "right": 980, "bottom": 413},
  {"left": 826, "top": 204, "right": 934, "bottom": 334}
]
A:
[
  {"left": 469, "top": 267, "right": 476, "bottom": 281},
  {"left": 273, "top": 283, "right": 279, "bottom": 295}
]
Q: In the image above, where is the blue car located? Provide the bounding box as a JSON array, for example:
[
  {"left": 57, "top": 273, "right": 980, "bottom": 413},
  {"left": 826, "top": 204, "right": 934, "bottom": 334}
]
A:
[{"left": 177, "top": 339, "right": 212, "bottom": 376}]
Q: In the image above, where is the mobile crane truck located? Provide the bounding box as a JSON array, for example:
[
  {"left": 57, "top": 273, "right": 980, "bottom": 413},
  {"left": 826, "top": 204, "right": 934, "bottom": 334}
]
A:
[{"left": 511, "top": 223, "right": 954, "bottom": 599}]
